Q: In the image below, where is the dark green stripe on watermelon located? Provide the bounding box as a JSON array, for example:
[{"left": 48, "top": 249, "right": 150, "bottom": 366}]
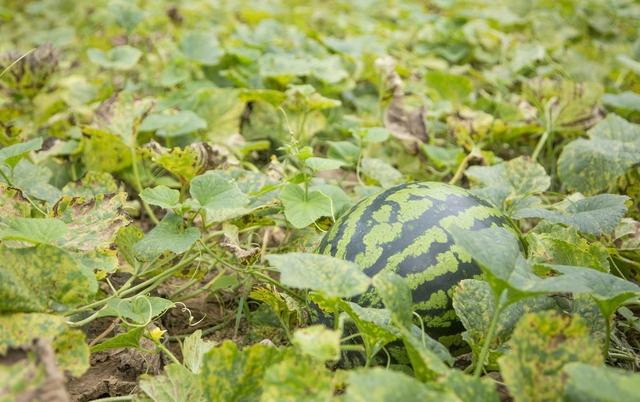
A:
[{"left": 318, "top": 182, "right": 511, "bottom": 346}]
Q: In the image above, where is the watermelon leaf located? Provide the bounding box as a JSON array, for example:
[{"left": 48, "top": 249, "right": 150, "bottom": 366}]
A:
[
  {"left": 563, "top": 363, "right": 640, "bottom": 402},
  {"left": 140, "top": 185, "right": 182, "bottom": 210},
  {"left": 140, "top": 363, "right": 204, "bottom": 402},
  {"left": 133, "top": 213, "right": 200, "bottom": 259},
  {"left": 261, "top": 354, "right": 335, "bottom": 401},
  {"left": 513, "top": 194, "right": 629, "bottom": 235},
  {"left": 292, "top": 325, "right": 341, "bottom": 362},
  {"left": 279, "top": 184, "right": 333, "bottom": 228},
  {"left": 266, "top": 253, "right": 370, "bottom": 298},
  {"left": 498, "top": 311, "right": 603, "bottom": 401},
  {"left": 343, "top": 368, "right": 457, "bottom": 402}
]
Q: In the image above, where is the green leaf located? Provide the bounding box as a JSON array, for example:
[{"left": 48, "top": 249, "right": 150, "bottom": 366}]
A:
[
  {"left": 140, "top": 110, "right": 207, "bottom": 137},
  {"left": 398, "top": 325, "right": 452, "bottom": 381},
  {"left": 140, "top": 363, "right": 204, "bottom": 402},
  {"left": 442, "top": 370, "right": 500, "bottom": 402},
  {"left": 371, "top": 272, "right": 413, "bottom": 327},
  {"left": 279, "top": 184, "right": 333, "bottom": 228},
  {"left": 81, "top": 128, "right": 132, "bottom": 172},
  {"left": 267, "top": 253, "right": 371, "bottom": 298},
  {"left": 0, "top": 218, "right": 68, "bottom": 244},
  {"left": 466, "top": 156, "right": 550, "bottom": 209},
  {"left": 87, "top": 45, "right": 142, "bottom": 70},
  {"left": 0, "top": 313, "right": 89, "bottom": 376},
  {"left": 90, "top": 327, "right": 145, "bottom": 353},
  {"left": 260, "top": 355, "right": 334, "bottom": 402},
  {"left": 527, "top": 228, "right": 610, "bottom": 272},
  {"left": 292, "top": 325, "right": 341, "bottom": 362},
  {"left": 360, "top": 157, "right": 402, "bottom": 188},
  {"left": 558, "top": 114, "right": 640, "bottom": 193},
  {"left": 0, "top": 245, "right": 96, "bottom": 312},
  {"left": 133, "top": 213, "right": 200, "bottom": 259},
  {"left": 0, "top": 138, "right": 43, "bottom": 168},
  {"left": 514, "top": 194, "right": 629, "bottom": 235},
  {"left": 181, "top": 31, "right": 223, "bottom": 65},
  {"left": 309, "top": 184, "right": 352, "bottom": 217},
  {"left": 354, "top": 127, "right": 390, "bottom": 144},
  {"left": 52, "top": 329, "right": 90, "bottom": 377},
  {"left": 448, "top": 226, "right": 522, "bottom": 288},
  {"left": 189, "top": 172, "right": 250, "bottom": 222},
  {"left": 140, "top": 185, "right": 181, "bottom": 210},
  {"left": 182, "top": 329, "right": 215, "bottom": 374},
  {"left": 343, "top": 368, "right": 458, "bottom": 402},
  {"left": 544, "top": 265, "right": 640, "bottom": 317},
  {"left": 563, "top": 363, "right": 640, "bottom": 402},
  {"left": 425, "top": 70, "right": 473, "bottom": 105},
  {"left": 54, "top": 193, "right": 131, "bottom": 252},
  {"left": 327, "top": 141, "right": 360, "bottom": 165},
  {"left": 453, "top": 279, "right": 555, "bottom": 357},
  {"left": 498, "top": 311, "right": 603, "bottom": 402},
  {"left": 200, "top": 340, "right": 286, "bottom": 402},
  {"left": 304, "top": 157, "right": 346, "bottom": 172},
  {"left": 96, "top": 296, "right": 175, "bottom": 324},
  {"left": 603, "top": 91, "right": 640, "bottom": 112},
  {"left": 5, "top": 159, "right": 61, "bottom": 204}
]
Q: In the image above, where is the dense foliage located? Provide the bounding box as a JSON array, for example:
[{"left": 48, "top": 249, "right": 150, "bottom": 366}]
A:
[{"left": 1, "top": 0, "right": 640, "bottom": 401}]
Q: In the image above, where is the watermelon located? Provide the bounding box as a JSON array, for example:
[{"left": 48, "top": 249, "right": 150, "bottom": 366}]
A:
[{"left": 318, "top": 181, "right": 511, "bottom": 346}]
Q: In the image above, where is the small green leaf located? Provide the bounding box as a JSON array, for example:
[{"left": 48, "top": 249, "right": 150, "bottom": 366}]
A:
[
  {"left": 0, "top": 218, "right": 68, "bottom": 244},
  {"left": 189, "top": 172, "right": 250, "bottom": 222},
  {"left": 181, "top": 31, "right": 223, "bottom": 65},
  {"left": 372, "top": 272, "right": 413, "bottom": 327},
  {"left": 344, "top": 368, "right": 458, "bottom": 402},
  {"left": 261, "top": 355, "right": 334, "bottom": 401},
  {"left": 0, "top": 138, "right": 43, "bottom": 168},
  {"left": 466, "top": 156, "right": 550, "bottom": 210},
  {"left": 442, "top": 370, "right": 500, "bottom": 402},
  {"left": 140, "top": 185, "right": 181, "bottom": 209},
  {"left": 514, "top": 194, "right": 629, "bottom": 235},
  {"left": 182, "top": 329, "right": 215, "bottom": 374},
  {"left": 279, "top": 184, "right": 333, "bottom": 228},
  {"left": 603, "top": 91, "right": 640, "bottom": 112},
  {"left": 292, "top": 325, "right": 341, "bottom": 362},
  {"left": 449, "top": 226, "right": 521, "bottom": 288},
  {"left": 360, "top": 157, "right": 402, "bottom": 188},
  {"left": 6, "top": 159, "right": 61, "bottom": 204},
  {"left": 140, "top": 110, "right": 207, "bottom": 137},
  {"left": 453, "top": 279, "right": 556, "bottom": 357},
  {"left": 354, "top": 127, "right": 390, "bottom": 144},
  {"left": 133, "top": 213, "right": 200, "bottom": 259},
  {"left": 327, "top": 141, "right": 360, "bottom": 165},
  {"left": 90, "top": 327, "right": 145, "bottom": 353},
  {"left": 304, "top": 157, "right": 346, "bottom": 172},
  {"left": 425, "top": 70, "right": 473, "bottom": 105},
  {"left": 96, "top": 296, "right": 175, "bottom": 324},
  {"left": 563, "top": 363, "right": 640, "bottom": 402},
  {"left": 200, "top": 340, "right": 286, "bottom": 402},
  {"left": 267, "top": 253, "right": 371, "bottom": 298},
  {"left": 87, "top": 45, "right": 142, "bottom": 70},
  {"left": 498, "top": 311, "right": 603, "bottom": 402},
  {"left": 140, "top": 363, "right": 204, "bottom": 402}
]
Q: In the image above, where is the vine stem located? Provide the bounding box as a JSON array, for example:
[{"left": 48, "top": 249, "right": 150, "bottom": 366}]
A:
[
  {"left": 449, "top": 149, "right": 477, "bottom": 185},
  {"left": 531, "top": 98, "right": 556, "bottom": 161},
  {"left": 473, "top": 291, "right": 506, "bottom": 378},
  {"left": 130, "top": 147, "right": 159, "bottom": 225}
]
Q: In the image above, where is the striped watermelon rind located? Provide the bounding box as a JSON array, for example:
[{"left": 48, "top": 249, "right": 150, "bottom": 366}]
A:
[{"left": 318, "top": 181, "right": 512, "bottom": 346}]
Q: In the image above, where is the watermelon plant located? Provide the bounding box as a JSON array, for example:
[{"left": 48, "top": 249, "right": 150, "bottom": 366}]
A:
[{"left": 1, "top": 0, "right": 640, "bottom": 401}]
